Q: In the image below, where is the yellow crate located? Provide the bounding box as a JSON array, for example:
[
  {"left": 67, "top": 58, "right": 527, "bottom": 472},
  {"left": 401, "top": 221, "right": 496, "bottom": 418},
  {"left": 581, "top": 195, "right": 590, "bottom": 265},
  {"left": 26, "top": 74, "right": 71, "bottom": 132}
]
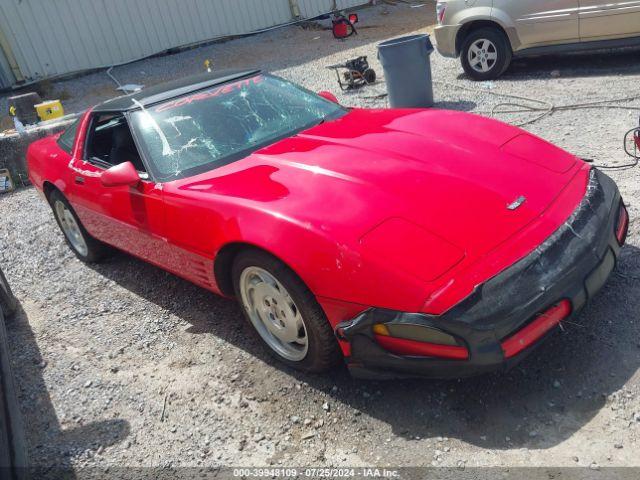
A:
[{"left": 35, "top": 100, "right": 64, "bottom": 121}]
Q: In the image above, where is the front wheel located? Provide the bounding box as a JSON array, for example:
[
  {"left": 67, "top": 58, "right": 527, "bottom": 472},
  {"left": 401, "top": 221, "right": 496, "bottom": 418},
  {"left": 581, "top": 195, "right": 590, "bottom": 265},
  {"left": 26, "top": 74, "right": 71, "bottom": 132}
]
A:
[
  {"left": 460, "top": 28, "right": 512, "bottom": 81},
  {"left": 232, "top": 249, "right": 342, "bottom": 372}
]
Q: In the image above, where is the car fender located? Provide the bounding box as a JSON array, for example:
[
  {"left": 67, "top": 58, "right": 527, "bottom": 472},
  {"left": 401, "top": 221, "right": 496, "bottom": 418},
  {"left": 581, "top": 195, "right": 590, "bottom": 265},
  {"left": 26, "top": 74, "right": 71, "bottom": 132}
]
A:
[
  {"left": 451, "top": 8, "right": 519, "bottom": 55},
  {"left": 164, "top": 162, "right": 436, "bottom": 315},
  {"left": 27, "top": 110, "right": 92, "bottom": 199},
  {"left": 210, "top": 206, "right": 441, "bottom": 317},
  {"left": 489, "top": 8, "right": 522, "bottom": 50},
  {"left": 26, "top": 136, "right": 71, "bottom": 197},
  {"left": 449, "top": 6, "right": 493, "bottom": 27}
]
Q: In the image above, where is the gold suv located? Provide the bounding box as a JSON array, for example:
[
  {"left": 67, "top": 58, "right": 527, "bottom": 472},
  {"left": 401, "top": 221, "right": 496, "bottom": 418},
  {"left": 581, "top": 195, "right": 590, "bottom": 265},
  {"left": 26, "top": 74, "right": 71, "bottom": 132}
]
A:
[{"left": 435, "top": 0, "right": 640, "bottom": 80}]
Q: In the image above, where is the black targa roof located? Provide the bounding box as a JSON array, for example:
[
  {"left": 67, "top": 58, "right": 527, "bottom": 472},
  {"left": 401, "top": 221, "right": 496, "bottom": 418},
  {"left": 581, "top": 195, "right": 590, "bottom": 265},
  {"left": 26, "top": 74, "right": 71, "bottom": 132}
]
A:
[{"left": 93, "top": 69, "right": 261, "bottom": 113}]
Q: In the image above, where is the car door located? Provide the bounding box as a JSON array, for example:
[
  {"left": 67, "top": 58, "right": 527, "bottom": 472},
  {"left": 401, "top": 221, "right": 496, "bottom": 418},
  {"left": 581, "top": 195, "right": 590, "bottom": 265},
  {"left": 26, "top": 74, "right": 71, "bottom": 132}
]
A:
[
  {"left": 493, "top": 1, "right": 579, "bottom": 48},
  {"left": 67, "top": 111, "right": 168, "bottom": 266},
  {"left": 578, "top": 1, "right": 640, "bottom": 39}
]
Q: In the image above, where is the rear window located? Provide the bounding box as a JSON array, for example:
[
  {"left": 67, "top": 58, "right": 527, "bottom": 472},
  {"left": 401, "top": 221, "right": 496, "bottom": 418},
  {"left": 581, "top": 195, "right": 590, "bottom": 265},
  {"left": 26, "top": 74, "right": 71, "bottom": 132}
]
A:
[{"left": 57, "top": 117, "right": 81, "bottom": 154}]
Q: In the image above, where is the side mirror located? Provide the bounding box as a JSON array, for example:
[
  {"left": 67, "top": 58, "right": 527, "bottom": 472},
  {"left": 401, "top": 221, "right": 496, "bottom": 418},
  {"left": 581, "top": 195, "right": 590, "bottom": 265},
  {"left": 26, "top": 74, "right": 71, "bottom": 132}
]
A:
[
  {"left": 318, "top": 91, "right": 339, "bottom": 104},
  {"left": 101, "top": 161, "right": 140, "bottom": 187}
]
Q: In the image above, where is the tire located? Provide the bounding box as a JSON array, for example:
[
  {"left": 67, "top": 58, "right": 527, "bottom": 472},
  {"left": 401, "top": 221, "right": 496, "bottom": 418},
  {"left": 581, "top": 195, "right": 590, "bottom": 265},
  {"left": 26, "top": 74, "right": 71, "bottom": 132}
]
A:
[
  {"left": 0, "top": 268, "right": 17, "bottom": 317},
  {"left": 0, "top": 306, "right": 29, "bottom": 475},
  {"left": 363, "top": 68, "right": 376, "bottom": 84},
  {"left": 460, "top": 27, "right": 512, "bottom": 81},
  {"left": 232, "top": 249, "right": 342, "bottom": 373},
  {"left": 48, "top": 190, "right": 108, "bottom": 263}
]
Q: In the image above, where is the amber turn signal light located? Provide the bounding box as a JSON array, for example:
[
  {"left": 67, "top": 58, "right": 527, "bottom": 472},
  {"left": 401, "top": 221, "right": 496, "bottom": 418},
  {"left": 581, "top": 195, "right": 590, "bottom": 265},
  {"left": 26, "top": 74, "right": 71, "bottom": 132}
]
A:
[{"left": 372, "top": 323, "right": 469, "bottom": 360}]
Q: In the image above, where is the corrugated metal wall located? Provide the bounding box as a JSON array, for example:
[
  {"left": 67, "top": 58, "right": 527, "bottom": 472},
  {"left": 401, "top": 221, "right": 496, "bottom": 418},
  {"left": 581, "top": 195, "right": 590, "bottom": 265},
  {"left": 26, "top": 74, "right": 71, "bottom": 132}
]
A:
[
  {"left": 298, "top": 0, "right": 365, "bottom": 18},
  {"left": 0, "top": 0, "right": 367, "bottom": 88},
  {"left": 0, "top": 50, "right": 13, "bottom": 88}
]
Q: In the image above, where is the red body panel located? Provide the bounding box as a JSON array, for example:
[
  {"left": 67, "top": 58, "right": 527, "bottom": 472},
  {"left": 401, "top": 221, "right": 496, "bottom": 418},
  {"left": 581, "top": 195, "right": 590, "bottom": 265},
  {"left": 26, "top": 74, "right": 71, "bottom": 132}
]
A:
[
  {"left": 27, "top": 133, "right": 72, "bottom": 196},
  {"left": 27, "top": 108, "right": 589, "bottom": 350}
]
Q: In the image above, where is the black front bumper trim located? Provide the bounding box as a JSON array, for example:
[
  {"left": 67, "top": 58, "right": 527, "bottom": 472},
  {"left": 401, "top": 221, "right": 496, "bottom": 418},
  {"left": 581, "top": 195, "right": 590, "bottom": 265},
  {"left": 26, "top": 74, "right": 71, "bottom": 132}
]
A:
[{"left": 337, "top": 169, "right": 624, "bottom": 380}]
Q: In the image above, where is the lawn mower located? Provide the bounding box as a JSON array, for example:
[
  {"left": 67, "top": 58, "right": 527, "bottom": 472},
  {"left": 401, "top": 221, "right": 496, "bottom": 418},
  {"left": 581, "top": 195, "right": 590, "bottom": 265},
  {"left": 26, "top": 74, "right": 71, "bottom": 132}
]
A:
[{"left": 326, "top": 56, "right": 377, "bottom": 91}]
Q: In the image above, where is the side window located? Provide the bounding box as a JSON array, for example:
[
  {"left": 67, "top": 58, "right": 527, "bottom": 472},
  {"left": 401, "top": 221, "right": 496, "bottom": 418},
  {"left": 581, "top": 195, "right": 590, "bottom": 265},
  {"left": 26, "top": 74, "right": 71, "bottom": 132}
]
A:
[
  {"left": 56, "top": 117, "right": 81, "bottom": 154},
  {"left": 84, "top": 113, "right": 146, "bottom": 174}
]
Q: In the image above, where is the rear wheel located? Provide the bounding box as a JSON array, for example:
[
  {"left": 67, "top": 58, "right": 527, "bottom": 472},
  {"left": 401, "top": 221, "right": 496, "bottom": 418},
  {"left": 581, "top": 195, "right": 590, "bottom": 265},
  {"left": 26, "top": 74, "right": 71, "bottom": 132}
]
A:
[
  {"left": 48, "top": 190, "right": 108, "bottom": 263},
  {"left": 461, "top": 27, "right": 512, "bottom": 81},
  {"left": 232, "top": 249, "right": 341, "bottom": 372}
]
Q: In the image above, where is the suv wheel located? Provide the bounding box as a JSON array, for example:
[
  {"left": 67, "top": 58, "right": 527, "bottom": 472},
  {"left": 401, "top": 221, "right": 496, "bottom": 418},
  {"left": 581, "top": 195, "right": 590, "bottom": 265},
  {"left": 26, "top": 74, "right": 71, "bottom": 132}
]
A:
[{"left": 461, "top": 27, "right": 512, "bottom": 81}]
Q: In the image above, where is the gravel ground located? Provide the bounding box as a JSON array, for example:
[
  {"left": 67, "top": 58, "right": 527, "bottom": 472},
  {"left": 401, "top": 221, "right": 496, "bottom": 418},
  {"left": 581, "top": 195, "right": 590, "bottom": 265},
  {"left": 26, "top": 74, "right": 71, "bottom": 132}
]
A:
[{"left": 2, "top": 1, "right": 640, "bottom": 474}]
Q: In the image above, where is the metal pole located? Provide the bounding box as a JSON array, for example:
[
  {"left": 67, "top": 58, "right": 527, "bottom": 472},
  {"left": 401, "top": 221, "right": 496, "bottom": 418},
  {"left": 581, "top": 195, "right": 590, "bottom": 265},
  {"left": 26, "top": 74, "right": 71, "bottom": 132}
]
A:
[{"left": 289, "top": 0, "right": 301, "bottom": 19}]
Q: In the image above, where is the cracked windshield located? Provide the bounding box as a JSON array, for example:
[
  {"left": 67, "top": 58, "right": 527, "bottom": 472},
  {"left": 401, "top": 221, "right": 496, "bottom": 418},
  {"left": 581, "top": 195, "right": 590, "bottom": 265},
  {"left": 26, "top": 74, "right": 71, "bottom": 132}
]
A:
[{"left": 129, "top": 74, "right": 346, "bottom": 181}]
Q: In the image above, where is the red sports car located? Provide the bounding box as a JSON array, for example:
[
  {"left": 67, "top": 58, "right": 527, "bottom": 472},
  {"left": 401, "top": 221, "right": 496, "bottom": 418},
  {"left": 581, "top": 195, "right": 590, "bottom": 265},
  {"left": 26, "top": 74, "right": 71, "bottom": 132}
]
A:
[{"left": 27, "top": 70, "right": 628, "bottom": 379}]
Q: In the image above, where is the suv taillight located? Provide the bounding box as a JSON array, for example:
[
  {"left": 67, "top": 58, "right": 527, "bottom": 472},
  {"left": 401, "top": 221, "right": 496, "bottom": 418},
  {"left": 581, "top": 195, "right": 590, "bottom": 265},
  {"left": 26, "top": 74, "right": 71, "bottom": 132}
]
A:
[{"left": 436, "top": 2, "right": 447, "bottom": 24}]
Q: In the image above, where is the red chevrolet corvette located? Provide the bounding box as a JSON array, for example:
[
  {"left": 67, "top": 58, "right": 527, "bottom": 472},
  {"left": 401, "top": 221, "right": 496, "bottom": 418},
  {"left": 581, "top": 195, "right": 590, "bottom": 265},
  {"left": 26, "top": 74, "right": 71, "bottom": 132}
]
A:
[{"left": 28, "top": 70, "right": 628, "bottom": 378}]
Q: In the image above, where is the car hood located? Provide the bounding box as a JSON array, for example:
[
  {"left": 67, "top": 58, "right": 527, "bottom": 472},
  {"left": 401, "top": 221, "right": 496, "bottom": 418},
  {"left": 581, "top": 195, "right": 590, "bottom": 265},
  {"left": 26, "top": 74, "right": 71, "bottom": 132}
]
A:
[{"left": 174, "top": 108, "right": 583, "bottom": 284}]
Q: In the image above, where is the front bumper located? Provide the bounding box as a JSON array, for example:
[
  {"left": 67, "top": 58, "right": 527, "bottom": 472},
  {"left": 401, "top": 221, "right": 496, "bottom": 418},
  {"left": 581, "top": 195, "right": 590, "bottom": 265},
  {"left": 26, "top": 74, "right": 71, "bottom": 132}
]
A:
[
  {"left": 337, "top": 169, "right": 625, "bottom": 379},
  {"left": 434, "top": 24, "right": 461, "bottom": 58}
]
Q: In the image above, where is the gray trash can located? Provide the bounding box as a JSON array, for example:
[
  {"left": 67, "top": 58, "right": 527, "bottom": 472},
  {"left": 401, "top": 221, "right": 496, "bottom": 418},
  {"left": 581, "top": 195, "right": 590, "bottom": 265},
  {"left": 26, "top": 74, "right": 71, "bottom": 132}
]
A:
[{"left": 377, "top": 34, "right": 434, "bottom": 108}]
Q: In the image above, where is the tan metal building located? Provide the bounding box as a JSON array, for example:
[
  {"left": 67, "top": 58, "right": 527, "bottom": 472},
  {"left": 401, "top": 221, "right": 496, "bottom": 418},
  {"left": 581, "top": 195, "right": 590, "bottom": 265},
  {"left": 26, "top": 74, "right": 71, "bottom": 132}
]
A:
[{"left": 0, "top": 0, "right": 368, "bottom": 88}]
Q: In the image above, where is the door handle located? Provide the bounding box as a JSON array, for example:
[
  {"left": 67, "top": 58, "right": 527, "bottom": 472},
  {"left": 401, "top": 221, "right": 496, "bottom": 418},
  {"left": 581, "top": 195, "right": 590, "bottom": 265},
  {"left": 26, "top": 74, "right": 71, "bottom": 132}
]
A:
[{"left": 75, "top": 176, "right": 85, "bottom": 185}]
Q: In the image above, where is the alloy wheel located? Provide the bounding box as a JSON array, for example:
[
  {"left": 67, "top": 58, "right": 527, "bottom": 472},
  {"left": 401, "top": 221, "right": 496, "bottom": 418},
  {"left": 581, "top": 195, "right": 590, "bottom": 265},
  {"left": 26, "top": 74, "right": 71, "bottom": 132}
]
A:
[
  {"left": 239, "top": 266, "right": 309, "bottom": 361},
  {"left": 467, "top": 39, "right": 498, "bottom": 73},
  {"left": 54, "top": 200, "right": 89, "bottom": 257}
]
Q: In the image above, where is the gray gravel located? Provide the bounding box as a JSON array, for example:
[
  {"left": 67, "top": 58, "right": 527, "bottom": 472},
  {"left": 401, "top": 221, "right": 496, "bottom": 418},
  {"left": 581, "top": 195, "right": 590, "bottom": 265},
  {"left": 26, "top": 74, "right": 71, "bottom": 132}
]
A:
[{"left": 1, "top": 1, "right": 640, "bottom": 472}]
